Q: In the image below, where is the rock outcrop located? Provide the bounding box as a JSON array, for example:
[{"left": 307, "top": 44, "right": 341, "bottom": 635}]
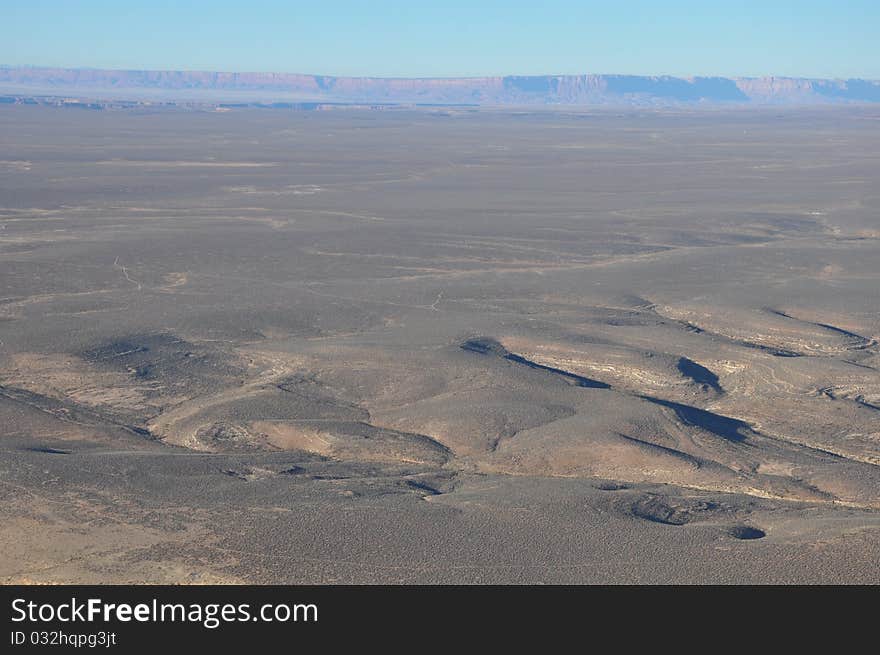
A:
[{"left": 2, "top": 66, "right": 879, "bottom": 105}]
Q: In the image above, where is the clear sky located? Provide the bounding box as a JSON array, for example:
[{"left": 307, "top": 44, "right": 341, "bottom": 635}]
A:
[{"left": 3, "top": 1, "right": 877, "bottom": 79}]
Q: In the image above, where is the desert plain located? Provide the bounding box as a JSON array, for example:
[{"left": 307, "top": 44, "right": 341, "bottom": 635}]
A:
[{"left": 1, "top": 104, "right": 879, "bottom": 583}]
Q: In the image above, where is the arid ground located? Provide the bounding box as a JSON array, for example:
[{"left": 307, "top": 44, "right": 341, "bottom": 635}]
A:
[{"left": 1, "top": 105, "right": 879, "bottom": 583}]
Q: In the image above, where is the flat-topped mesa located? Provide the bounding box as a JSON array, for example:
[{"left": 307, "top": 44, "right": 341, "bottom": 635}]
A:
[{"left": 2, "top": 66, "right": 879, "bottom": 105}]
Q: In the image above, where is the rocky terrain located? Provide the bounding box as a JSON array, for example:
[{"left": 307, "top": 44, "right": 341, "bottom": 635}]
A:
[
  {"left": 2, "top": 65, "right": 879, "bottom": 106},
  {"left": 1, "top": 104, "right": 879, "bottom": 583}
]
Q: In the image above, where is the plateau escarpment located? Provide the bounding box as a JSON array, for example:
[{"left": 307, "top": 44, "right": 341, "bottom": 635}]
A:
[{"left": 2, "top": 65, "right": 880, "bottom": 106}]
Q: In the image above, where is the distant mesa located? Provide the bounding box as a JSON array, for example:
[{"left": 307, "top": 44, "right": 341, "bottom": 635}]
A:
[{"left": 1, "top": 66, "right": 879, "bottom": 107}]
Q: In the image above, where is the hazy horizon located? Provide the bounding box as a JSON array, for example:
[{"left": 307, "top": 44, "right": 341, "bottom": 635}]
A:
[
  {"left": 3, "top": 62, "right": 880, "bottom": 82},
  {"left": 4, "top": 1, "right": 878, "bottom": 80}
]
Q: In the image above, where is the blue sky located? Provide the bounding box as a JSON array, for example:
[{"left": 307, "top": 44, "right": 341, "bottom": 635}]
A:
[{"left": 3, "top": 1, "right": 877, "bottom": 78}]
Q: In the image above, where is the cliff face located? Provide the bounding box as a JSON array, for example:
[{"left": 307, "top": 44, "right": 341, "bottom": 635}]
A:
[{"left": 1, "top": 66, "right": 879, "bottom": 105}]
